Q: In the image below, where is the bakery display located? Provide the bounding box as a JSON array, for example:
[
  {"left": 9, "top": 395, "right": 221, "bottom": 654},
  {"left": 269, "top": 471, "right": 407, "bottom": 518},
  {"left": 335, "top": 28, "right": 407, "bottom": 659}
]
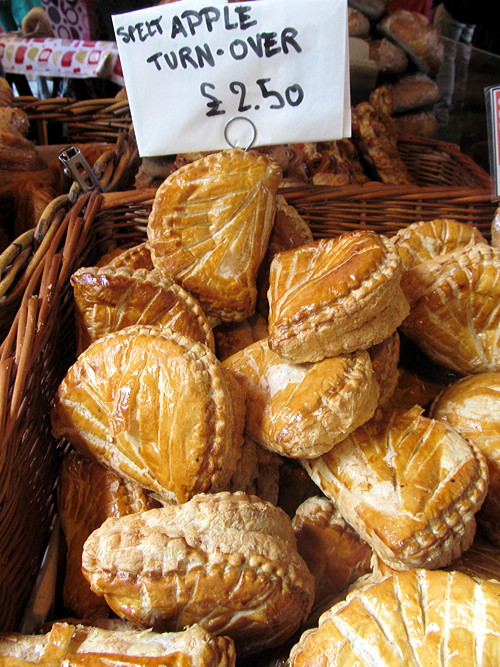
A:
[
  {"left": 287, "top": 569, "right": 500, "bottom": 665},
  {"left": 430, "top": 372, "right": 500, "bottom": 545},
  {"left": 267, "top": 230, "right": 409, "bottom": 362},
  {"left": 223, "top": 338, "right": 379, "bottom": 458},
  {"left": 302, "top": 405, "right": 488, "bottom": 570},
  {"left": 51, "top": 325, "right": 244, "bottom": 503},
  {"left": 81, "top": 491, "right": 314, "bottom": 656}
]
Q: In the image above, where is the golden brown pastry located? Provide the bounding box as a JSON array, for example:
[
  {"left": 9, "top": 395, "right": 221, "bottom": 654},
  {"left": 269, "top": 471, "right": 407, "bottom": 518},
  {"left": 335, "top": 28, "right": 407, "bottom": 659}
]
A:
[
  {"left": 393, "top": 218, "right": 488, "bottom": 273},
  {"left": 348, "top": 7, "right": 370, "bottom": 37},
  {"left": 147, "top": 148, "right": 282, "bottom": 323},
  {"left": 302, "top": 406, "right": 488, "bottom": 570},
  {"left": 81, "top": 491, "right": 315, "bottom": 656},
  {"left": 377, "top": 9, "right": 444, "bottom": 77},
  {"left": 368, "top": 332, "right": 400, "bottom": 406},
  {"left": 393, "top": 110, "right": 439, "bottom": 138},
  {"left": 267, "top": 231, "right": 409, "bottom": 363},
  {"left": 223, "top": 338, "right": 379, "bottom": 459},
  {"left": 287, "top": 569, "right": 500, "bottom": 666},
  {"left": 214, "top": 312, "right": 268, "bottom": 361},
  {"left": 0, "top": 621, "right": 236, "bottom": 666},
  {"left": 71, "top": 265, "right": 215, "bottom": 354},
  {"left": 228, "top": 434, "right": 282, "bottom": 504},
  {"left": 430, "top": 372, "right": 500, "bottom": 545},
  {"left": 386, "top": 73, "right": 440, "bottom": 114},
  {"left": 58, "top": 450, "right": 160, "bottom": 619},
  {"left": 292, "top": 496, "right": 372, "bottom": 614},
  {"left": 0, "top": 106, "right": 30, "bottom": 135},
  {"left": 51, "top": 326, "right": 244, "bottom": 503},
  {"left": 367, "top": 38, "right": 409, "bottom": 74},
  {"left": 492, "top": 205, "right": 500, "bottom": 249},
  {"left": 351, "top": 102, "right": 415, "bottom": 185},
  {"left": 400, "top": 243, "right": 500, "bottom": 375},
  {"left": 0, "top": 77, "right": 14, "bottom": 107},
  {"left": 104, "top": 241, "right": 155, "bottom": 271},
  {"left": 385, "top": 367, "right": 443, "bottom": 411}
]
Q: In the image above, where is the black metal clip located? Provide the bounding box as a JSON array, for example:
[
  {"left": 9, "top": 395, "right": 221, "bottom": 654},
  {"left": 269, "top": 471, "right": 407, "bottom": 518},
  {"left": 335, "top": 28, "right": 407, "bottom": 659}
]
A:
[{"left": 58, "top": 146, "right": 103, "bottom": 193}]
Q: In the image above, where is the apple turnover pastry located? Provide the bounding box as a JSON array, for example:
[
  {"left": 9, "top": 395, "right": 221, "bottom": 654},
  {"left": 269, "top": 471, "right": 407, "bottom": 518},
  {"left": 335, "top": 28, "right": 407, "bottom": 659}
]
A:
[
  {"left": 0, "top": 621, "right": 236, "bottom": 666},
  {"left": 81, "top": 491, "right": 314, "bottom": 656},
  {"left": 71, "top": 265, "right": 214, "bottom": 354},
  {"left": 400, "top": 243, "right": 500, "bottom": 374},
  {"left": 58, "top": 450, "right": 160, "bottom": 619},
  {"left": 223, "top": 338, "right": 379, "bottom": 459},
  {"left": 51, "top": 326, "right": 243, "bottom": 504},
  {"left": 267, "top": 231, "right": 410, "bottom": 363},
  {"left": 287, "top": 569, "right": 500, "bottom": 666},
  {"left": 392, "top": 218, "right": 487, "bottom": 273},
  {"left": 100, "top": 241, "right": 154, "bottom": 271},
  {"left": 302, "top": 406, "right": 488, "bottom": 570},
  {"left": 430, "top": 372, "right": 500, "bottom": 545},
  {"left": 147, "top": 148, "right": 282, "bottom": 323}
]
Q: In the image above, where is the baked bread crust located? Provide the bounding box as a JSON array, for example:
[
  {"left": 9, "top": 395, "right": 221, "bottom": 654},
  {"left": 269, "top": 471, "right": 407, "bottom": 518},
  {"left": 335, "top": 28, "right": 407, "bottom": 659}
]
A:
[
  {"left": 267, "top": 231, "right": 409, "bottom": 362},
  {"left": 292, "top": 496, "right": 372, "bottom": 611},
  {"left": 368, "top": 332, "right": 400, "bottom": 406},
  {"left": 430, "top": 372, "right": 500, "bottom": 545},
  {"left": 58, "top": 451, "right": 159, "bottom": 619},
  {"left": 214, "top": 313, "right": 268, "bottom": 361},
  {"left": 147, "top": 148, "right": 282, "bottom": 322},
  {"left": 393, "top": 218, "right": 488, "bottom": 273},
  {"left": 288, "top": 569, "right": 500, "bottom": 666},
  {"left": 0, "top": 621, "right": 236, "bottom": 666},
  {"left": 302, "top": 406, "right": 488, "bottom": 570},
  {"left": 51, "top": 326, "right": 243, "bottom": 503},
  {"left": 377, "top": 9, "right": 444, "bottom": 77},
  {"left": 387, "top": 73, "right": 440, "bottom": 114},
  {"left": 400, "top": 244, "right": 500, "bottom": 375},
  {"left": 103, "top": 241, "right": 154, "bottom": 271},
  {"left": 71, "top": 265, "right": 215, "bottom": 355},
  {"left": 81, "top": 491, "right": 314, "bottom": 656},
  {"left": 223, "top": 338, "right": 379, "bottom": 458}
]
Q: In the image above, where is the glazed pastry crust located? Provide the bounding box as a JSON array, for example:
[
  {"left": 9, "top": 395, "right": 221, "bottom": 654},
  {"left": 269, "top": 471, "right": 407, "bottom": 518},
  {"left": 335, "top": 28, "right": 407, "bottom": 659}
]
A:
[
  {"left": 223, "top": 338, "right": 379, "bottom": 459},
  {"left": 400, "top": 244, "right": 500, "bottom": 375},
  {"left": 288, "top": 569, "right": 500, "bottom": 666},
  {"left": 430, "top": 372, "right": 500, "bottom": 545},
  {"left": 368, "top": 332, "right": 400, "bottom": 406},
  {"left": 59, "top": 451, "right": 158, "bottom": 619},
  {"left": 147, "top": 148, "right": 282, "bottom": 322},
  {"left": 51, "top": 326, "right": 242, "bottom": 503},
  {"left": 393, "top": 218, "right": 487, "bottom": 273},
  {"left": 81, "top": 492, "right": 314, "bottom": 656},
  {"left": 302, "top": 406, "right": 488, "bottom": 570},
  {"left": 267, "top": 231, "right": 409, "bottom": 362},
  {"left": 0, "top": 621, "right": 236, "bottom": 666},
  {"left": 71, "top": 265, "right": 214, "bottom": 354}
]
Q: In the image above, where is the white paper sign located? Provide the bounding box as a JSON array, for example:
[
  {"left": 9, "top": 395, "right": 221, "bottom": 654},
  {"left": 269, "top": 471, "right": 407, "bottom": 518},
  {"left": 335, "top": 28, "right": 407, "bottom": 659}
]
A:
[{"left": 113, "top": 0, "right": 350, "bottom": 157}]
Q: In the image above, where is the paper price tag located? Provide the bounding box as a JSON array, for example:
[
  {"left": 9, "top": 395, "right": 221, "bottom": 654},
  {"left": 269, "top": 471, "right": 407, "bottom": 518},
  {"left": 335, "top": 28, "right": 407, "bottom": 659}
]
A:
[{"left": 113, "top": 0, "right": 350, "bottom": 157}]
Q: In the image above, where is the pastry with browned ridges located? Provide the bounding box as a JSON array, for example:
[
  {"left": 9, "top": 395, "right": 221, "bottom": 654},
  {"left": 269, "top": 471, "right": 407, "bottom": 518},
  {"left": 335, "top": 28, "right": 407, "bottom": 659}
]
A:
[
  {"left": 393, "top": 217, "right": 488, "bottom": 274},
  {"left": 214, "top": 312, "right": 268, "bottom": 361},
  {"left": 400, "top": 243, "right": 500, "bottom": 374},
  {"left": 223, "top": 338, "right": 379, "bottom": 459},
  {"left": 292, "top": 496, "right": 372, "bottom": 615},
  {"left": 81, "top": 491, "right": 314, "bottom": 657},
  {"left": 430, "top": 372, "right": 500, "bottom": 545},
  {"left": 147, "top": 148, "right": 282, "bottom": 323},
  {"left": 267, "top": 230, "right": 409, "bottom": 363},
  {"left": 0, "top": 621, "right": 236, "bottom": 666},
  {"left": 287, "top": 569, "right": 500, "bottom": 666},
  {"left": 100, "top": 241, "right": 154, "bottom": 271},
  {"left": 71, "top": 265, "right": 214, "bottom": 354},
  {"left": 51, "top": 325, "right": 244, "bottom": 504},
  {"left": 58, "top": 450, "right": 160, "bottom": 619},
  {"left": 302, "top": 406, "right": 488, "bottom": 570}
]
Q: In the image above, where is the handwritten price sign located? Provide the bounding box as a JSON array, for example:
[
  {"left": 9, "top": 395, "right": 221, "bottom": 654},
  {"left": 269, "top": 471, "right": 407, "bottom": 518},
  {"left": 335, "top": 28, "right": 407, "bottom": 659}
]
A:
[{"left": 113, "top": 0, "right": 349, "bottom": 157}]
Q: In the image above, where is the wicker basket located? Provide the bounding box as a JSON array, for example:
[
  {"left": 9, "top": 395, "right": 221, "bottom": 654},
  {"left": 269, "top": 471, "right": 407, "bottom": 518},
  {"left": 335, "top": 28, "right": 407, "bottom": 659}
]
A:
[
  {"left": 14, "top": 96, "right": 132, "bottom": 145},
  {"left": 0, "top": 178, "right": 495, "bottom": 632}
]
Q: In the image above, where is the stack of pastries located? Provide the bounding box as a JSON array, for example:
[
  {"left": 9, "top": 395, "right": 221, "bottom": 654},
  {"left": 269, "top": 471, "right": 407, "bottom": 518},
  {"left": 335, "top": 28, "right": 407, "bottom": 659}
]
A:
[{"left": 2, "top": 149, "right": 500, "bottom": 665}]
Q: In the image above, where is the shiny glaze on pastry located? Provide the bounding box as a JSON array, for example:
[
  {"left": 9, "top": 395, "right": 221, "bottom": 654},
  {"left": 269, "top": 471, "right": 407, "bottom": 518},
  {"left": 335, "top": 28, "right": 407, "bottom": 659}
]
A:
[
  {"left": 223, "top": 338, "right": 379, "bottom": 459},
  {"left": 267, "top": 231, "right": 409, "bottom": 363},
  {"left": 71, "top": 265, "right": 214, "bottom": 354},
  {"left": 51, "top": 326, "right": 243, "bottom": 504},
  {"left": 302, "top": 406, "right": 488, "bottom": 570},
  {"left": 431, "top": 372, "right": 500, "bottom": 545},
  {"left": 147, "top": 149, "right": 282, "bottom": 322},
  {"left": 81, "top": 491, "right": 314, "bottom": 656}
]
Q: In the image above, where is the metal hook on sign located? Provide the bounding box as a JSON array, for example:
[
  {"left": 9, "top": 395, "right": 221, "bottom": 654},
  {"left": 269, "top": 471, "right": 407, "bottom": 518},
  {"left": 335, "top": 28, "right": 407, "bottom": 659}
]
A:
[
  {"left": 58, "top": 146, "right": 103, "bottom": 193},
  {"left": 223, "top": 116, "right": 257, "bottom": 151}
]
